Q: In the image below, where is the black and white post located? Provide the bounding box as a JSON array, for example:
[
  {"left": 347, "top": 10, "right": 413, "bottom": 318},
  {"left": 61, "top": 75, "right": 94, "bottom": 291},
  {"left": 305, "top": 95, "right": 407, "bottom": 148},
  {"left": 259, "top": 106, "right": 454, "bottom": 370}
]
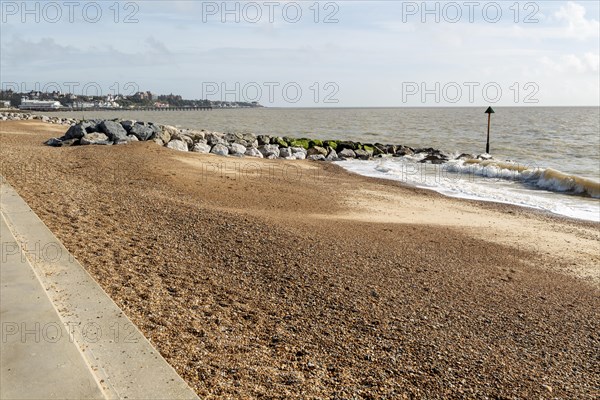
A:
[{"left": 485, "top": 106, "right": 495, "bottom": 154}]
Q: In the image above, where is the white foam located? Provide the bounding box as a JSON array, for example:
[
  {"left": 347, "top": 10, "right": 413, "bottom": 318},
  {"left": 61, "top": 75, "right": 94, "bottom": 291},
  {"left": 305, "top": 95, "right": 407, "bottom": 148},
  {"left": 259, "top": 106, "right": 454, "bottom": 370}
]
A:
[{"left": 335, "top": 158, "right": 600, "bottom": 222}]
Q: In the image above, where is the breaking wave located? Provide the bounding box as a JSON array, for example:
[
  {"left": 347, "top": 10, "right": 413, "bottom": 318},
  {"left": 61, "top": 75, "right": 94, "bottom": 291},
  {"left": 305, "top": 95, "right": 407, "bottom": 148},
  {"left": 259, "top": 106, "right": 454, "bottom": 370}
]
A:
[{"left": 451, "top": 159, "right": 600, "bottom": 198}]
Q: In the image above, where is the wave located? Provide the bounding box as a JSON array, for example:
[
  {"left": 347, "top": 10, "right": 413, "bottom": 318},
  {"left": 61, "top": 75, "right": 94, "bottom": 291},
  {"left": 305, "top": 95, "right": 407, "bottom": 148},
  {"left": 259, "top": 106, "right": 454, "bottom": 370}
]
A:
[{"left": 448, "top": 159, "right": 600, "bottom": 198}]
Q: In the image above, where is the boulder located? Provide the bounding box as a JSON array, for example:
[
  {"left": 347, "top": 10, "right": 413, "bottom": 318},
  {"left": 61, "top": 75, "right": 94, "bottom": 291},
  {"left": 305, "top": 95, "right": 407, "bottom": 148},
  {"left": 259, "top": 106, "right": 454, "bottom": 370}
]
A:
[
  {"left": 211, "top": 143, "right": 229, "bottom": 156},
  {"left": 44, "top": 138, "right": 63, "bottom": 147},
  {"left": 166, "top": 139, "right": 188, "bottom": 152},
  {"left": 82, "top": 120, "right": 99, "bottom": 133},
  {"left": 187, "top": 130, "right": 206, "bottom": 141},
  {"left": 151, "top": 126, "right": 171, "bottom": 143},
  {"left": 289, "top": 138, "right": 310, "bottom": 149},
  {"left": 337, "top": 141, "right": 357, "bottom": 151},
  {"left": 129, "top": 123, "right": 154, "bottom": 141},
  {"left": 325, "top": 148, "right": 339, "bottom": 161},
  {"left": 242, "top": 133, "right": 257, "bottom": 143},
  {"left": 309, "top": 139, "right": 323, "bottom": 148},
  {"left": 338, "top": 148, "right": 357, "bottom": 159},
  {"left": 245, "top": 147, "right": 264, "bottom": 158},
  {"left": 120, "top": 120, "right": 136, "bottom": 132},
  {"left": 290, "top": 147, "right": 307, "bottom": 155},
  {"left": 354, "top": 149, "right": 372, "bottom": 160},
  {"left": 307, "top": 146, "right": 328, "bottom": 157},
  {"left": 63, "top": 124, "right": 87, "bottom": 139},
  {"left": 294, "top": 152, "right": 306, "bottom": 160},
  {"left": 456, "top": 153, "right": 475, "bottom": 160},
  {"left": 192, "top": 143, "right": 212, "bottom": 153},
  {"left": 279, "top": 147, "right": 294, "bottom": 158},
  {"left": 257, "top": 135, "right": 271, "bottom": 145},
  {"left": 180, "top": 135, "right": 194, "bottom": 149},
  {"left": 206, "top": 132, "right": 226, "bottom": 146},
  {"left": 258, "top": 144, "right": 280, "bottom": 158},
  {"left": 99, "top": 120, "right": 127, "bottom": 141},
  {"left": 395, "top": 146, "right": 414, "bottom": 157},
  {"left": 420, "top": 154, "right": 448, "bottom": 164},
  {"left": 229, "top": 143, "right": 246, "bottom": 156},
  {"left": 323, "top": 140, "right": 338, "bottom": 150},
  {"left": 80, "top": 133, "right": 111, "bottom": 145},
  {"left": 271, "top": 136, "right": 288, "bottom": 147},
  {"left": 307, "top": 154, "right": 326, "bottom": 161},
  {"left": 224, "top": 132, "right": 243, "bottom": 143}
]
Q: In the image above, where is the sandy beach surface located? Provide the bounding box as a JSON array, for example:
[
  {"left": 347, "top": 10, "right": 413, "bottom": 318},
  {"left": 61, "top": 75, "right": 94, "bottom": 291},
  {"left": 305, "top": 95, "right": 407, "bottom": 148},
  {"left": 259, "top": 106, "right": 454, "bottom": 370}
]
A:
[{"left": 1, "top": 120, "right": 599, "bottom": 399}]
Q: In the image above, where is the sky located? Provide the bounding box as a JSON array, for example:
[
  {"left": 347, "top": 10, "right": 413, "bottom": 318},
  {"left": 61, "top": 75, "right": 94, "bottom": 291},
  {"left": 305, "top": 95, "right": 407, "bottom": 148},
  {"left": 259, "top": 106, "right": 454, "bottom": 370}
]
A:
[{"left": 0, "top": 0, "right": 599, "bottom": 107}]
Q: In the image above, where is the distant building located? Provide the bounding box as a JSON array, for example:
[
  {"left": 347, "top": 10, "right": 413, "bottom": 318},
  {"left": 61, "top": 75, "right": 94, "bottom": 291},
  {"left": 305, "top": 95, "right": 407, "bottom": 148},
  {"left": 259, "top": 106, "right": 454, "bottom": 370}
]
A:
[
  {"left": 19, "top": 99, "right": 62, "bottom": 110},
  {"left": 1, "top": 100, "right": 11, "bottom": 108}
]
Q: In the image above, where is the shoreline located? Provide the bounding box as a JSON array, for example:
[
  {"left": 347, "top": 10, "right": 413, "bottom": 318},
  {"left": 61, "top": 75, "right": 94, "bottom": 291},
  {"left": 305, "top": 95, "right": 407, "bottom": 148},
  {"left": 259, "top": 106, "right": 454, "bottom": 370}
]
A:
[{"left": 1, "top": 119, "right": 599, "bottom": 398}]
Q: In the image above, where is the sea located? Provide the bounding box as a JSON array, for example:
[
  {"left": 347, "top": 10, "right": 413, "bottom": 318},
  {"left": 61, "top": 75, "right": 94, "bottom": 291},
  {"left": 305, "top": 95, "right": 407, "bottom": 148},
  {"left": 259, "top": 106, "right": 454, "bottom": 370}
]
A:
[{"left": 48, "top": 107, "right": 600, "bottom": 222}]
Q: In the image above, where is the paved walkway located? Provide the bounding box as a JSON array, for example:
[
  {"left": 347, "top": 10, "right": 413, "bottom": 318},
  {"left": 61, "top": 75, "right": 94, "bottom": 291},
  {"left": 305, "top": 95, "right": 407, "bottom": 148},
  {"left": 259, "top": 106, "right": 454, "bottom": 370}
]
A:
[{"left": 1, "top": 178, "right": 198, "bottom": 399}]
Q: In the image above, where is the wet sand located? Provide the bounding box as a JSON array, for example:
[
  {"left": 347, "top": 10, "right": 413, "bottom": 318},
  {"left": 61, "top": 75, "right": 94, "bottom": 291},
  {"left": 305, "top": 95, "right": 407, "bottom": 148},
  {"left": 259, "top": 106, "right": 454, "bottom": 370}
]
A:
[{"left": 1, "top": 120, "right": 599, "bottom": 398}]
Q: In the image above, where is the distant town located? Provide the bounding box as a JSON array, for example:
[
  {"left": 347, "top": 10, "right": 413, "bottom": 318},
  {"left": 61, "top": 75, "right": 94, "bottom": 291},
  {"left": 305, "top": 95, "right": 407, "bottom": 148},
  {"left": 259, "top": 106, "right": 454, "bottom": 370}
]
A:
[{"left": 0, "top": 90, "right": 263, "bottom": 111}]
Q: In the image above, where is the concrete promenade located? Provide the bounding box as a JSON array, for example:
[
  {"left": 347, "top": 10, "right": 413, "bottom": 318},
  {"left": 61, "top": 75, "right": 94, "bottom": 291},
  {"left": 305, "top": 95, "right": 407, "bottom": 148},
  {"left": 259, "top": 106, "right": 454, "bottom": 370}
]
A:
[{"left": 0, "top": 177, "right": 199, "bottom": 399}]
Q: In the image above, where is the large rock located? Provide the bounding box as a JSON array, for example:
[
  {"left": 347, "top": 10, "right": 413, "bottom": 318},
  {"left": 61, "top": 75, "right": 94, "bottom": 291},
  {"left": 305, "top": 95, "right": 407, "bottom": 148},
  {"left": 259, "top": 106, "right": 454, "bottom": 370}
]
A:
[
  {"left": 354, "top": 149, "right": 371, "bottom": 160},
  {"left": 80, "top": 133, "right": 111, "bottom": 145},
  {"left": 294, "top": 152, "right": 306, "bottom": 160},
  {"left": 45, "top": 138, "right": 63, "bottom": 147},
  {"left": 338, "top": 148, "right": 357, "bottom": 159},
  {"left": 245, "top": 147, "right": 264, "bottom": 158},
  {"left": 211, "top": 143, "right": 229, "bottom": 156},
  {"left": 307, "top": 154, "right": 326, "bottom": 161},
  {"left": 420, "top": 155, "right": 447, "bottom": 164},
  {"left": 129, "top": 123, "right": 154, "bottom": 141},
  {"left": 63, "top": 124, "right": 87, "bottom": 139},
  {"left": 337, "top": 141, "right": 357, "bottom": 151},
  {"left": 242, "top": 133, "right": 257, "bottom": 143},
  {"left": 166, "top": 139, "right": 188, "bottom": 152},
  {"left": 224, "top": 132, "right": 243, "bottom": 143},
  {"left": 229, "top": 143, "right": 246, "bottom": 156},
  {"left": 82, "top": 120, "right": 100, "bottom": 133},
  {"left": 206, "top": 132, "right": 226, "bottom": 146},
  {"left": 99, "top": 120, "right": 127, "bottom": 141},
  {"left": 395, "top": 146, "right": 414, "bottom": 157},
  {"left": 150, "top": 125, "right": 170, "bottom": 143},
  {"left": 258, "top": 144, "right": 280, "bottom": 159},
  {"left": 307, "top": 146, "right": 327, "bottom": 157},
  {"left": 257, "top": 135, "right": 271, "bottom": 145},
  {"left": 187, "top": 130, "right": 206, "bottom": 141},
  {"left": 180, "top": 135, "right": 194, "bottom": 149},
  {"left": 279, "top": 147, "right": 294, "bottom": 158},
  {"left": 192, "top": 143, "right": 211, "bottom": 153},
  {"left": 325, "top": 148, "right": 339, "bottom": 161},
  {"left": 120, "top": 120, "right": 136, "bottom": 132},
  {"left": 290, "top": 147, "right": 307, "bottom": 155}
]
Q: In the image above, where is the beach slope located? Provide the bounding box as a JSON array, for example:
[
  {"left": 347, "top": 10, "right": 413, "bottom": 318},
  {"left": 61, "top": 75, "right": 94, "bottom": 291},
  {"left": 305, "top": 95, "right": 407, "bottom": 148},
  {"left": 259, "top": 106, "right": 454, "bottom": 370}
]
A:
[{"left": 1, "top": 120, "right": 599, "bottom": 398}]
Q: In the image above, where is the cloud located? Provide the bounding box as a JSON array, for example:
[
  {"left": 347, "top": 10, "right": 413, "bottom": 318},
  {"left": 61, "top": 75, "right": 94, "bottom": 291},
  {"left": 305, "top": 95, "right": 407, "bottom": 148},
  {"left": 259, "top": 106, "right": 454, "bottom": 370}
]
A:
[
  {"left": 541, "top": 52, "right": 600, "bottom": 74},
  {"left": 554, "top": 1, "right": 600, "bottom": 40}
]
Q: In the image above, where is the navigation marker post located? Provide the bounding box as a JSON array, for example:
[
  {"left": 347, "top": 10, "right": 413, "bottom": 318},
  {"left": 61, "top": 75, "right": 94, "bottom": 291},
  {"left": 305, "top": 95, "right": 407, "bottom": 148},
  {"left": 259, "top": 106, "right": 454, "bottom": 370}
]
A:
[{"left": 485, "top": 106, "right": 495, "bottom": 154}]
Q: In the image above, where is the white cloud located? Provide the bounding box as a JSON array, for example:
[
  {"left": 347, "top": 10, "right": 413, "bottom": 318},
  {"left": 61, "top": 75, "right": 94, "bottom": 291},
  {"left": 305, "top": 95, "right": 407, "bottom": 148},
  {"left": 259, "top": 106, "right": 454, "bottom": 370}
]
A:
[
  {"left": 554, "top": 1, "right": 600, "bottom": 40},
  {"left": 541, "top": 52, "right": 600, "bottom": 74}
]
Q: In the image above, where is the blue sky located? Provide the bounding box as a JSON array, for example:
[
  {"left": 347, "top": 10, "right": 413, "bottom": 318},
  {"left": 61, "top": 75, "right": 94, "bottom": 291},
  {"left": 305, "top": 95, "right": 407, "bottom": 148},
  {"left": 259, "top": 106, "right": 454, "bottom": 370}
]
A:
[{"left": 1, "top": 0, "right": 598, "bottom": 106}]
